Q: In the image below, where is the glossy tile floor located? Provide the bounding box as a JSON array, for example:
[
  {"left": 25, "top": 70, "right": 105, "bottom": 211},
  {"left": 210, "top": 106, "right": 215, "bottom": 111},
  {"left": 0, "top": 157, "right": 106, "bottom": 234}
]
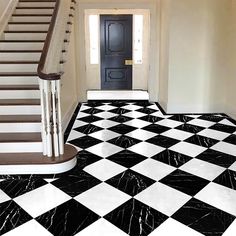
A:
[{"left": 1, "top": 101, "right": 236, "bottom": 236}]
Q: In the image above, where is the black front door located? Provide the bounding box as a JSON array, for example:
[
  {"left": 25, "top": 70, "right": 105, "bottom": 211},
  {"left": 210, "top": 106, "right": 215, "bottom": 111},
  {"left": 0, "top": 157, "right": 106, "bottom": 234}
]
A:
[{"left": 100, "top": 14, "right": 132, "bottom": 90}]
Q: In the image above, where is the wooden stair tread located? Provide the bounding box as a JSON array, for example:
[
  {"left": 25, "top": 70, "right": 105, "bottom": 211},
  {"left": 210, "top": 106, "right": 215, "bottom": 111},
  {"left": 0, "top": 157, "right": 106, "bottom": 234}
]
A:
[
  {"left": 0, "top": 115, "right": 41, "bottom": 123},
  {"left": 0, "top": 61, "right": 39, "bottom": 64},
  {"left": 0, "top": 132, "right": 41, "bottom": 142},
  {"left": 0, "top": 145, "right": 77, "bottom": 165},
  {"left": 12, "top": 14, "right": 52, "bottom": 16},
  {"left": 0, "top": 99, "right": 40, "bottom": 105},
  {"left": 16, "top": 7, "right": 54, "bottom": 9},
  {"left": 0, "top": 72, "right": 38, "bottom": 76},
  {"left": 0, "top": 50, "right": 42, "bottom": 53},
  {"left": 0, "top": 40, "right": 44, "bottom": 42},
  {"left": 0, "top": 85, "right": 39, "bottom": 90},
  {"left": 4, "top": 30, "right": 47, "bottom": 33}
]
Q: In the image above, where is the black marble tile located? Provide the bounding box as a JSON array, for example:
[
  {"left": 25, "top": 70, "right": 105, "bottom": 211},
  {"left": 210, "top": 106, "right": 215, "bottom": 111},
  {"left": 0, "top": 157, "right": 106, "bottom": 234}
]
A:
[
  {"left": 78, "top": 115, "right": 103, "bottom": 123},
  {"left": 224, "top": 134, "right": 236, "bottom": 145},
  {"left": 152, "top": 150, "right": 192, "bottom": 168},
  {"left": 110, "top": 101, "right": 128, "bottom": 107},
  {"left": 104, "top": 198, "right": 168, "bottom": 236},
  {"left": 142, "top": 124, "right": 170, "bottom": 134},
  {"left": 0, "top": 200, "right": 32, "bottom": 235},
  {"left": 185, "top": 135, "right": 219, "bottom": 148},
  {"left": 133, "top": 101, "right": 151, "bottom": 107},
  {"left": 146, "top": 135, "right": 179, "bottom": 148},
  {"left": 68, "top": 136, "right": 102, "bottom": 149},
  {"left": 213, "top": 169, "right": 236, "bottom": 190},
  {"left": 172, "top": 198, "right": 236, "bottom": 236},
  {"left": 36, "top": 199, "right": 100, "bottom": 236},
  {"left": 198, "top": 114, "right": 224, "bottom": 122},
  {"left": 76, "top": 150, "right": 103, "bottom": 169},
  {"left": 107, "top": 150, "right": 147, "bottom": 168},
  {"left": 196, "top": 149, "right": 236, "bottom": 168},
  {"left": 74, "top": 124, "right": 102, "bottom": 134},
  {"left": 108, "top": 124, "right": 136, "bottom": 135},
  {"left": 84, "top": 101, "right": 104, "bottom": 107},
  {"left": 109, "top": 108, "right": 130, "bottom": 115},
  {"left": 0, "top": 178, "right": 47, "bottom": 198},
  {"left": 139, "top": 115, "right": 163, "bottom": 123},
  {"left": 109, "top": 115, "right": 133, "bottom": 123},
  {"left": 136, "top": 107, "right": 156, "bottom": 114},
  {"left": 106, "top": 169, "right": 155, "bottom": 196},
  {"left": 209, "top": 124, "right": 236, "bottom": 134},
  {"left": 108, "top": 135, "right": 141, "bottom": 148},
  {"left": 169, "top": 115, "right": 193, "bottom": 123},
  {"left": 52, "top": 171, "right": 101, "bottom": 197},
  {"left": 82, "top": 108, "right": 104, "bottom": 115},
  {"left": 159, "top": 169, "right": 210, "bottom": 196},
  {"left": 175, "top": 123, "right": 205, "bottom": 134}
]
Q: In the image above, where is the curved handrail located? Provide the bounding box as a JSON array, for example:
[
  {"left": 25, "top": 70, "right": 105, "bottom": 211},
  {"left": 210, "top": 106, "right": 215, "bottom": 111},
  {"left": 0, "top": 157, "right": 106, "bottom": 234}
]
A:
[{"left": 37, "top": 0, "right": 61, "bottom": 80}]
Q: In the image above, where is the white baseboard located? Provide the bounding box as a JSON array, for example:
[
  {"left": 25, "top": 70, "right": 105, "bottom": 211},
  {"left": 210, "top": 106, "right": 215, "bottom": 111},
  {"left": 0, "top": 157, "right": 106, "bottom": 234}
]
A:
[{"left": 62, "top": 100, "right": 78, "bottom": 133}]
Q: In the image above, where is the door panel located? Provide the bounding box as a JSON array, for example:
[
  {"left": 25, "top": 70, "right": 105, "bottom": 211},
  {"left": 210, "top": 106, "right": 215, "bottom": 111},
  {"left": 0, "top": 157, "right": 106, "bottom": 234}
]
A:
[{"left": 100, "top": 15, "right": 132, "bottom": 90}]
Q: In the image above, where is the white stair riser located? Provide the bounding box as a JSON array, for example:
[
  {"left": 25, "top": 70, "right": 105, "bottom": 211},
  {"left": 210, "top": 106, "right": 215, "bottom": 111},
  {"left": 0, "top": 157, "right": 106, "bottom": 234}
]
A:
[
  {"left": 4, "top": 32, "right": 46, "bottom": 40},
  {"left": 0, "top": 53, "right": 41, "bottom": 61},
  {"left": 15, "top": 9, "right": 53, "bottom": 14},
  {"left": 0, "top": 105, "right": 41, "bottom": 115},
  {"left": 0, "top": 142, "right": 43, "bottom": 153},
  {"left": 0, "top": 76, "right": 39, "bottom": 85},
  {"left": 0, "top": 90, "right": 40, "bottom": 99},
  {"left": 8, "top": 24, "right": 49, "bottom": 31},
  {"left": 0, "top": 64, "right": 37, "bottom": 72},
  {"left": 18, "top": 2, "right": 55, "bottom": 7},
  {"left": 0, "top": 123, "right": 41, "bottom": 133},
  {"left": 11, "top": 16, "right": 51, "bottom": 22},
  {"left": 0, "top": 42, "right": 44, "bottom": 50}
]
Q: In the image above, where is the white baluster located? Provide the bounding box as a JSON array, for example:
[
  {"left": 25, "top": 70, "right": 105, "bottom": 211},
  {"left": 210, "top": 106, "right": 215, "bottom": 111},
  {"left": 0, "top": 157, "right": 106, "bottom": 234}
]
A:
[
  {"left": 51, "top": 81, "right": 59, "bottom": 157},
  {"left": 44, "top": 80, "right": 52, "bottom": 157},
  {"left": 39, "top": 79, "right": 47, "bottom": 155},
  {"left": 56, "top": 80, "right": 64, "bottom": 155}
]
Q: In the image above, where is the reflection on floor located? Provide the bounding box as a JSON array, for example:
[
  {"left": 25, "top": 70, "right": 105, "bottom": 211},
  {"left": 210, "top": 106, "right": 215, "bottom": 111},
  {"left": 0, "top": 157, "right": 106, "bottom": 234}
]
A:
[{"left": 0, "top": 101, "right": 236, "bottom": 236}]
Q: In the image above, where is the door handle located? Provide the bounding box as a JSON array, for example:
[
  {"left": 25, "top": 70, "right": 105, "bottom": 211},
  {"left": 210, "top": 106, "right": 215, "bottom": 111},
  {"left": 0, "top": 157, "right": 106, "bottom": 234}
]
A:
[{"left": 125, "top": 59, "right": 133, "bottom": 65}]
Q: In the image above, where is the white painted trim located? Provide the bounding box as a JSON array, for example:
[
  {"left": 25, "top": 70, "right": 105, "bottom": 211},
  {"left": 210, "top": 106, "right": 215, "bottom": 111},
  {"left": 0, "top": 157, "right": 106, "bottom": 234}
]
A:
[
  {"left": 0, "top": 157, "right": 77, "bottom": 174},
  {"left": 62, "top": 100, "right": 78, "bottom": 133},
  {"left": 87, "top": 90, "right": 149, "bottom": 100}
]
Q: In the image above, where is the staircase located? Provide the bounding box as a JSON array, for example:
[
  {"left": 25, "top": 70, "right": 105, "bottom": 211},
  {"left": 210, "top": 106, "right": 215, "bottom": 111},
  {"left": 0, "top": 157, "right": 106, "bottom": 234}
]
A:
[{"left": 0, "top": 0, "right": 77, "bottom": 174}]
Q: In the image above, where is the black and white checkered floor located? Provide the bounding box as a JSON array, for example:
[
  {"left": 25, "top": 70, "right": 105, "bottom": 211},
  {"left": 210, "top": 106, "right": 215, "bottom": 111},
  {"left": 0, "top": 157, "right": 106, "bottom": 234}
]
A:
[{"left": 1, "top": 101, "right": 236, "bottom": 236}]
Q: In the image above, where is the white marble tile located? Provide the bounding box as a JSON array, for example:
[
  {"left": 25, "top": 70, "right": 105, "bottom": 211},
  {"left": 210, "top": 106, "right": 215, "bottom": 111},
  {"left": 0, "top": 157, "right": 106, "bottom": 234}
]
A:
[
  {"left": 124, "top": 111, "right": 146, "bottom": 119},
  {"left": 229, "top": 161, "right": 236, "bottom": 171},
  {"left": 179, "top": 158, "right": 225, "bottom": 181},
  {"left": 211, "top": 142, "right": 236, "bottom": 157},
  {"left": 121, "top": 104, "right": 142, "bottom": 111},
  {"left": 147, "top": 104, "right": 159, "bottom": 110},
  {"left": 89, "top": 130, "right": 120, "bottom": 141},
  {"left": 151, "top": 111, "right": 172, "bottom": 118},
  {"left": 79, "top": 105, "right": 91, "bottom": 111},
  {"left": 72, "top": 120, "right": 87, "bottom": 129},
  {"left": 92, "top": 120, "right": 119, "bottom": 129},
  {"left": 128, "top": 142, "right": 165, "bottom": 158},
  {"left": 86, "top": 142, "right": 123, "bottom": 158},
  {"left": 131, "top": 159, "right": 175, "bottom": 181},
  {"left": 124, "top": 119, "right": 150, "bottom": 128},
  {"left": 84, "top": 159, "right": 126, "bottom": 181},
  {"left": 67, "top": 130, "right": 85, "bottom": 141},
  {"left": 76, "top": 218, "right": 129, "bottom": 236},
  {"left": 187, "top": 119, "right": 216, "bottom": 128},
  {"left": 96, "top": 104, "right": 116, "bottom": 111},
  {"left": 156, "top": 119, "right": 183, "bottom": 128},
  {"left": 74, "top": 183, "right": 130, "bottom": 216},
  {"left": 94, "top": 111, "right": 117, "bottom": 119},
  {"left": 135, "top": 182, "right": 191, "bottom": 216},
  {"left": 77, "top": 112, "right": 90, "bottom": 119},
  {"left": 149, "top": 218, "right": 204, "bottom": 236},
  {"left": 161, "top": 129, "right": 193, "bottom": 141},
  {"left": 14, "top": 184, "right": 71, "bottom": 218},
  {"left": 197, "top": 129, "right": 230, "bottom": 141},
  {"left": 222, "top": 219, "right": 236, "bottom": 236},
  {"left": 185, "top": 115, "right": 201, "bottom": 118},
  {"left": 126, "top": 129, "right": 156, "bottom": 141},
  {"left": 3, "top": 220, "right": 53, "bottom": 236},
  {"left": 0, "top": 189, "right": 11, "bottom": 204},
  {"left": 195, "top": 182, "right": 236, "bottom": 216},
  {"left": 169, "top": 142, "right": 207, "bottom": 157},
  {"left": 219, "top": 119, "right": 236, "bottom": 127}
]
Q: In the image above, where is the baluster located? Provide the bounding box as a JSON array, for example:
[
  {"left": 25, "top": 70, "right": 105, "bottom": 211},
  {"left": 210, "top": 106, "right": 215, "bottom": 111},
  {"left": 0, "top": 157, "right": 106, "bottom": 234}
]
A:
[
  {"left": 56, "top": 80, "right": 64, "bottom": 155},
  {"left": 44, "top": 80, "right": 52, "bottom": 157},
  {"left": 51, "top": 81, "right": 59, "bottom": 157}
]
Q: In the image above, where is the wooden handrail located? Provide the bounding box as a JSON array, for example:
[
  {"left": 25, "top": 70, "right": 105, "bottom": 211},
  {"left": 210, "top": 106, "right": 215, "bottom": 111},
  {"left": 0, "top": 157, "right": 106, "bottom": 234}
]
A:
[{"left": 37, "top": 0, "right": 61, "bottom": 80}]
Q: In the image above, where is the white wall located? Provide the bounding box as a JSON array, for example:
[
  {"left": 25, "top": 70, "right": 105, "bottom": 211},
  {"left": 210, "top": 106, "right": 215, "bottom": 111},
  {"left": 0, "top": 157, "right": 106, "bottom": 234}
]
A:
[{"left": 159, "top": 0, "right": 232, "bottom": 114}]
